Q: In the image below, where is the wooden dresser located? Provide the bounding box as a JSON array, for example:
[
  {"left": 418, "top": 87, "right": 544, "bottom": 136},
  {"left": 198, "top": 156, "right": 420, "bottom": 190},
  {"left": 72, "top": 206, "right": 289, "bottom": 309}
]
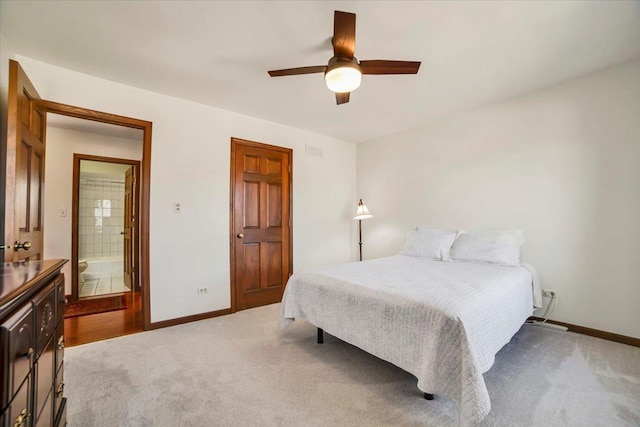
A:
[{"left": 0, "top": 259, "right": 67, "bottom": 427}]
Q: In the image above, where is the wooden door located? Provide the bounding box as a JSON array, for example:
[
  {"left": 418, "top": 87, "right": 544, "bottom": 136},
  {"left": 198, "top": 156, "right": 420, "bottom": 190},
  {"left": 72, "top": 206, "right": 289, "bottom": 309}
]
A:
[
  {"left": 3, "top": 60, "right": 47, "bottom": 262},
  {"left": 231, "top": 138, "right": 292, "bottom": 311},
  {"left": 123, "top": 166, "right": 136, "bottom": 290}
]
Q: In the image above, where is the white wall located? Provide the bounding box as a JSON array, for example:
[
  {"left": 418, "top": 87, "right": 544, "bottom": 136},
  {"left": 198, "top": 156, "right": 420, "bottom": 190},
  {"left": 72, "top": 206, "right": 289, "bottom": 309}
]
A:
[
  {"left": 16, "top": 56, "right": 356, "bottom": 323},
  {"left": 82, "top": 160, "right": 132, "bottom": 175},
  {"left": 357, "top": 59, "right": 640, "bottom": 339},
  {"left": 43, "top": 126, "right": 143, "bottom": 292},
  {"left": 0, "top": 33, "right": 15, "bottom": 136}
]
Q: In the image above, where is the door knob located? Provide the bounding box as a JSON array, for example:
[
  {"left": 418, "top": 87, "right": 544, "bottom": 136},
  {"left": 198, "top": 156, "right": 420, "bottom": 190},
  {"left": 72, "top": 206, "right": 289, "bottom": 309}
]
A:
[
  {"left": 14, "top": 241, "right": 32, "bottom": 251},
  {"left": 237, "top": 233, "right": 244, "bottom": 238}
]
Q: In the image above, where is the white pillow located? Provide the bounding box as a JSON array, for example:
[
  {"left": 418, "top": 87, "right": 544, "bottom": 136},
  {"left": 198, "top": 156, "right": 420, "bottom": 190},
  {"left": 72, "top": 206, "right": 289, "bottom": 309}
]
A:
[
  {"left": 400, "top": 228, "right": 458, "bottom": 260},
  {"left": 450, "top": 229, "right": 525, "bottom": 267}
]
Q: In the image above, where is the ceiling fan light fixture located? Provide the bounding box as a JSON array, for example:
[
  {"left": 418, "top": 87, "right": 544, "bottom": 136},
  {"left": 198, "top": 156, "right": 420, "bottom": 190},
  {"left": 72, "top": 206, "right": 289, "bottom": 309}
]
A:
[
  {"left": 324, "top": 57, "right": 362, "bottom": 93},
  {"left": 266, "top": 11, "right": 421, "bottom": 105}
]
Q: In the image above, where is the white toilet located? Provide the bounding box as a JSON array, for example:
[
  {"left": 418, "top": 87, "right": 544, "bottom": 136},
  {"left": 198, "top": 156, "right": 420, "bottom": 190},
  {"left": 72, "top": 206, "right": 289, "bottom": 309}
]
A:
[{"left": 78, "top": 259, "right": 88, "bottom": 284}]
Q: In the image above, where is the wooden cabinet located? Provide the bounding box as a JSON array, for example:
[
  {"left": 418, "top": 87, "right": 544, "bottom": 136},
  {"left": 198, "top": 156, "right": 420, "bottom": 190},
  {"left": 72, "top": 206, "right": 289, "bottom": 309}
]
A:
[{"left": 0, "top": 260, "right": 67, "bottom": 427}]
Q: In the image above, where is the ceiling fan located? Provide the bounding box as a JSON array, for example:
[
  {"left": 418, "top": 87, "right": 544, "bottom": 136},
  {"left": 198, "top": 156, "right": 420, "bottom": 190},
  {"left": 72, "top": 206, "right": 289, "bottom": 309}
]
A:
[{"left": 268, "top": 11, "right": 421, "bottom": 105}]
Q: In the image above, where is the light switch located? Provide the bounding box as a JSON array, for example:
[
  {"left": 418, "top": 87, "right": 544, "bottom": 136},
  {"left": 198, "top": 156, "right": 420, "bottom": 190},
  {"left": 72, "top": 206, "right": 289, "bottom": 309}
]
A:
[
  {"left": 174, "top": 202, "right": 182, "bottom": 213},
  {"left": 59, "top": 208, "right": 67, "bottom": 217}
]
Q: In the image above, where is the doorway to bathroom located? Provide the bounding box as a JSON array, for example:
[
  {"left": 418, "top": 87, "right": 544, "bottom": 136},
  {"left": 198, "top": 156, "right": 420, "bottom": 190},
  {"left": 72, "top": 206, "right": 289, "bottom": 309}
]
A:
[
  {"left": 72, "top": 155, "right": 140, "bottom": 301},
  {"left": 43, "top": 109, "right": 148, "bottom": 345}
]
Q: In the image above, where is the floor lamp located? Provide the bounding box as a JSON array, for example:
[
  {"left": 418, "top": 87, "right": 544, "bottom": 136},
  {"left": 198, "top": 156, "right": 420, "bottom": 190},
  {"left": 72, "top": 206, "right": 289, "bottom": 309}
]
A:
[{"left": 354, "top": 199, "right": 373, "bottom": 261}]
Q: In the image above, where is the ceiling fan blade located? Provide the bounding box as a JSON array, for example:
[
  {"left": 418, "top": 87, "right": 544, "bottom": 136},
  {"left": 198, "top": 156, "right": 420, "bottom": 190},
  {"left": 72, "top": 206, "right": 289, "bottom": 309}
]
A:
[
  {"left": 335, "top": 92, "right": 350, "bottom": 105},
  {"left": 359, "top": 60, "right": 421, "bottom": 75},
  {"left": 268, "top": 66, "right": 327, "bottom": 77},
  {"left": 333, "top": 11, "right": 356, "bottom": 59}
]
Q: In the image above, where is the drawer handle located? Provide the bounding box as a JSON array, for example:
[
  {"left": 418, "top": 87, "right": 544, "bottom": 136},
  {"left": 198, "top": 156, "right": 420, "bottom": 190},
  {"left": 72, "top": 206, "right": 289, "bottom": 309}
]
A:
[
  {"left": 56, "top": 382, "right": 65, "bottom": 397},
  {"left": 13, "top": 408, "right": 28, "bottom": 427},
  {"left": 58, "top": 335, "right": 65, "bottom": 350},
  {"left": 19, "top": 347, "right": 34, "bottom": 359}
]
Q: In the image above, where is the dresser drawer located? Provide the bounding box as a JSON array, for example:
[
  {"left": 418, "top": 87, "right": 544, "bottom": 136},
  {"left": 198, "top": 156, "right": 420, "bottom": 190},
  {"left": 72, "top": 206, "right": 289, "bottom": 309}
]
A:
[
  {"left": 54, "top": 274, "right": 66, "bottom": 327},
  {"left": 34, "top": 336, "right": 54, "bottom": 424},
  {"left": 33, "top": 282, "right": 56, "bottom": 358},
  {"left": 0, "top": 304, "right": 34, "bottom": 408},
  {"left": 35, "top": 388, "right": 52, "bottom": 427},
  {"left": 54, "top": 323, "right": 64, "bottom": 374},
  {"left": 53, "top": 363, "right": 64, "bottom": 421},
  {"left": 54, "top": 397, "right": 67, "bottom": 427},
  {"left": 1, "top": 375, "right": 30, "bottom": 427}
]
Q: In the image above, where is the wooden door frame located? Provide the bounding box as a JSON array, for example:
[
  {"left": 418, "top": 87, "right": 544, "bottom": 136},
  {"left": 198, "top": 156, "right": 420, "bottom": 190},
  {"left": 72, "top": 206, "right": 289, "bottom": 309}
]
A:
[
  {"left": 40, "top": 100, "right": 153, "bottom": 330},
  {"left": 71, "top": 154, "right": 140, "bottom": 302},
  {"left": 229, "top": 137, "right": 293, "bottom": 313}
]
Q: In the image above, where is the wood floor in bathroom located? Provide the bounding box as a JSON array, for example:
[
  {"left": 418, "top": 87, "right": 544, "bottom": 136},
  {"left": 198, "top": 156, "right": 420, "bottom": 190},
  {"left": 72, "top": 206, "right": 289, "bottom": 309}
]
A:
[{"left": 65, "top": 291, "right": 143, "bottom": 347}]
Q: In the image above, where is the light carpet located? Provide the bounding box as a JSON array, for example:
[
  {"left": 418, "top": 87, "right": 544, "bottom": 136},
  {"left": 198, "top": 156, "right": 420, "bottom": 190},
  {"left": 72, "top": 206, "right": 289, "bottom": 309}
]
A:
[{"left": 65, "top": 303, "right": 640, "bottom": 426}]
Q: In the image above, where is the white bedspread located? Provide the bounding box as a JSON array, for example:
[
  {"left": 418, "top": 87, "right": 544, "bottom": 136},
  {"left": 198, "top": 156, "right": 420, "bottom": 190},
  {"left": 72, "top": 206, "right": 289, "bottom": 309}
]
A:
[{"left": 279, "top": 255, "right": 535, "bottom": 426}]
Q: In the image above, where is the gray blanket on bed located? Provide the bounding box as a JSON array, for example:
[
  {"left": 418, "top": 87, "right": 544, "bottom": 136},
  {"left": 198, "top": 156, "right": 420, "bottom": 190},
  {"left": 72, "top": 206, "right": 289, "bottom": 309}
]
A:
[{"left": 279, "top": 255, "right": 534, "bottom": 425}]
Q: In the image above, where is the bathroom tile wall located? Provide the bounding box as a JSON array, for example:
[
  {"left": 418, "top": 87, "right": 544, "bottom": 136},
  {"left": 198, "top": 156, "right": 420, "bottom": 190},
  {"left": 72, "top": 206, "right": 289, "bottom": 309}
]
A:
[{"left": 78, "top": 173, "right": 125, "bottom": 260}]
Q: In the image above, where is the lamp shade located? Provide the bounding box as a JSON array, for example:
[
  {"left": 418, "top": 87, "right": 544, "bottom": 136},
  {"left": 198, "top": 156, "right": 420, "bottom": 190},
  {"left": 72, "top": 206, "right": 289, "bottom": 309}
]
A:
[
  {"left": 354, "top": 199, "right": 373, "bottom": 220},
  {"left": 325, "top": 57, "right": 362, "bottom": 93},
  {"left": 325, "top": 66, "right": 362, "bottom": 93}
]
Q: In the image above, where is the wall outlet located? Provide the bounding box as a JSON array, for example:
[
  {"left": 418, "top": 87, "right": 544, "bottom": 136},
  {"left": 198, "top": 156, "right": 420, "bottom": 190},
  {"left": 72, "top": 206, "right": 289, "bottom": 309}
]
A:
[
  {"left": 543, "top": 289, "right": 557, "bottom": 298},
  {"left": 174, "top": 202, "right": 182, "bottom": 213},
  {"left": 197, "top": 287, "right": 209, "bottom": 294}
]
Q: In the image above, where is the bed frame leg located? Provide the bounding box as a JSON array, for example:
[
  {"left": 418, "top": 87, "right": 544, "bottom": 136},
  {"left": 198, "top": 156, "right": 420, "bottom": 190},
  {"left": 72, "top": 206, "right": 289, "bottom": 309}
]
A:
[
  {"left": 424, "top": 393, "right": 434, "bottom": 400},
  {"left": 317, "top": 328, "right": 324, "bottom": 344}
]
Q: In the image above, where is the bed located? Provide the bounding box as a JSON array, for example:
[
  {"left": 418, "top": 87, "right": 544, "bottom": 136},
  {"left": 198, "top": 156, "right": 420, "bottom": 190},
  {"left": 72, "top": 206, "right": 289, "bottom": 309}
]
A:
[{"left": 279, "top": 251, "right": 540, "bottom": 426}]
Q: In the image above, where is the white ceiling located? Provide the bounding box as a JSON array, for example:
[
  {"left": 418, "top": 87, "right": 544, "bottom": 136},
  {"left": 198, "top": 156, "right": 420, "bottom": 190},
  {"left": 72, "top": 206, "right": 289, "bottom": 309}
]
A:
[{"left": 2, "top": 1, "right": 639, "bottom": 143}]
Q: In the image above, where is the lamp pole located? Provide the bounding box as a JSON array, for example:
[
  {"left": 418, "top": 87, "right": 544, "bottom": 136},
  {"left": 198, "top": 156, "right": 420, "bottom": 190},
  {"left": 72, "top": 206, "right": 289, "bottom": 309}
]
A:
[
  {"left": 358, "top": 218, "right": 363, "bottom": 262},
  {"left": 353, "top": 198, "right": 372, "bottom": 262}
]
